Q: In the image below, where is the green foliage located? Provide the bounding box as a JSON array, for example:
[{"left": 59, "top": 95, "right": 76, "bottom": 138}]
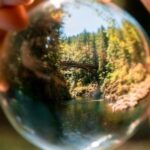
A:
[
  {"left": 59, "top": 19, "right": 148, "bottom": 99},
  {"left": 11, "top": 15, "right": 148, "bottom": 101}
]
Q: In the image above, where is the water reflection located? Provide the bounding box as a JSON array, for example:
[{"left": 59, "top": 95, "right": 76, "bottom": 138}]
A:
[{"left": 1, "top": 90, "right": 148, "bottom": 150}]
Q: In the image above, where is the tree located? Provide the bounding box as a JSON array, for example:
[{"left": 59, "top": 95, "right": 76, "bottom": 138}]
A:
[{"left": 122, "top": 20, "right": 146, "bottom": 64}]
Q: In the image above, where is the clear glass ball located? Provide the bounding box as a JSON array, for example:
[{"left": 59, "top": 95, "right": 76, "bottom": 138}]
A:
[{"left": 0, "top": 0, "right": 150, "bottom": 150}]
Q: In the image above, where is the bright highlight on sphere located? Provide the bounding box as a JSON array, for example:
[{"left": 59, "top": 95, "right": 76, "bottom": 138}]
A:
[{"left": 0, "top": 0, "right": 150, "bottom": 150}]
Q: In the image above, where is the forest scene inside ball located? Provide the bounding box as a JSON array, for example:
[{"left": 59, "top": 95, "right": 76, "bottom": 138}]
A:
[{"left": 3, "top": 1, "right": 150, "bottom": 112}]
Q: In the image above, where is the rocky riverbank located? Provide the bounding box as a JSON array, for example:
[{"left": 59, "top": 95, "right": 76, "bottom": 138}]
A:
[{"left": 108, "top": 75, "right": 150, "bottom": 112}]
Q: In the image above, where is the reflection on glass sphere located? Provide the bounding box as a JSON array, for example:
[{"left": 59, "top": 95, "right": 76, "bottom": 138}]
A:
[{"left": 0, "top": 0, "right": 150, "bottom": 150}]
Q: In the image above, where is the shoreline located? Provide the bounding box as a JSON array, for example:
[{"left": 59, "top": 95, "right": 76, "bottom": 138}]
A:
[{"left": 108, "top": 75, "right": 150, "bottom": 112}]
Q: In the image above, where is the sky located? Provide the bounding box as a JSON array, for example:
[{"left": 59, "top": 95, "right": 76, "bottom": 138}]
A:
[
  {"left": 52, "top": 0, "right": 139, "bottom": 37},
  {"left": 62, "top": 2, "right": 108, "bottom": 37}
]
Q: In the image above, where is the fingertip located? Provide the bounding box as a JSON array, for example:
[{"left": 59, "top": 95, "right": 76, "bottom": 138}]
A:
[
  {"left": 12, "top": 5, "right": 29, "bottom": 30},
  {"left": 0, "top": 6, "right": 29, "bottom": 31}
]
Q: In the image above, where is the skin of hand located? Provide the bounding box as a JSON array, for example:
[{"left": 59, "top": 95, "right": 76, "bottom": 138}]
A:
[
  {"left": 100, "top": 0, "right": 111, "bottom": 3},
  {"left": 0, "top": 0, "right": 34, "bottom": 45},
  {"left": 141, "top": 0, "right": 150, "bottom": 12},
  {"left": 101, "top": 0, "right": 150, "bottom": 12}
]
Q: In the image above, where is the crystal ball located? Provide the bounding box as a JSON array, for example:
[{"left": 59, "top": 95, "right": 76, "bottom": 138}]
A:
[{"left": 0, "top": 0, "right": 150, "bottom": 150}]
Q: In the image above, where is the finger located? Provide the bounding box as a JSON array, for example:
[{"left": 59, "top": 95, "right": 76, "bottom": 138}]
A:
[
  {"left": 0, "top": 6, "right": 28, "bottom": 31},
  {"left": 99, "top": 0, "right": 111, "bottom": 3},
  {"left": 25, "top": 0, "right": 42, "bottom": 10},
  {"left": 0, "top": 0, "right": 34, "bottom": 7},
  {"left": 141, "top": 0, "right": 150, "bottom": 12}
]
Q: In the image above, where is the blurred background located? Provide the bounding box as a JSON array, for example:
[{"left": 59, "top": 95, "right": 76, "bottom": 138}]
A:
[{"left": 0, "top": 0, "right": 150, "bottom": 150}]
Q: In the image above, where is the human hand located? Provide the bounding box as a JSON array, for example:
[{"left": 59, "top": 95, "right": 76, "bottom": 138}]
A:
[
  {"left": 0, "top": 0, "right": 34, "bottom": 46},
  {"left": 0, "top": 0, "right": 34, "bottom": 31}
]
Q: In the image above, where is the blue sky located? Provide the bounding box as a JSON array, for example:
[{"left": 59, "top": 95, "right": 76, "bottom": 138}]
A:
[
  {"left": 60, "top": 1, "right": 139, "bottom": 37},
  {"left": 62, "top": 3, "right": 107, "bottom": 37}
]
